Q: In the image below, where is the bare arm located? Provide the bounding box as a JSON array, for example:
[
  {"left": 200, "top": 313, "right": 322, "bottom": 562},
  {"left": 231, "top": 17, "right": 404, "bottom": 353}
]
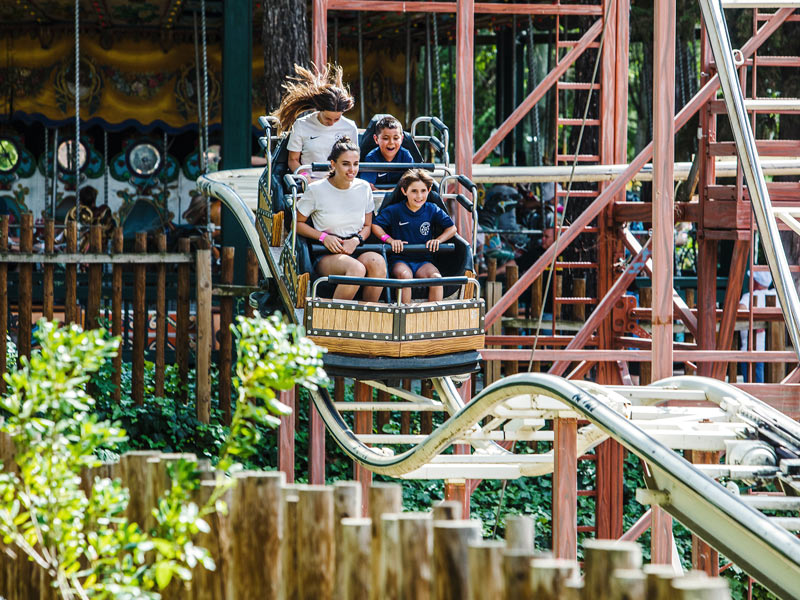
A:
[
  {"left": 296, "top": 211, "right": 344, "bottom": 253},
  {"left": 288, "top": 151, "right": 302, "bottom": 174},
  {"left": 427, "top": 225, "right": 458, "bottom": 252}
]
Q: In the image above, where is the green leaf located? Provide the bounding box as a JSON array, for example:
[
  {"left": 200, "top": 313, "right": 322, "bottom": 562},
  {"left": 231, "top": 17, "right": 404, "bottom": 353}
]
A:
[{"left": 155, "top": 561, "right": 173, "bottom": 589}]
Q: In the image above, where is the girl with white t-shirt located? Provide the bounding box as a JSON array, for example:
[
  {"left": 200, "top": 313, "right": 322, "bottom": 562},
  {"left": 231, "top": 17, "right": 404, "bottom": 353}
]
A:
[
  {"left": 272, "top": 64, "right": 359, "bottom": 177},
  {"left": 296, "top": 137, "right": 386, "bottom": 301}
]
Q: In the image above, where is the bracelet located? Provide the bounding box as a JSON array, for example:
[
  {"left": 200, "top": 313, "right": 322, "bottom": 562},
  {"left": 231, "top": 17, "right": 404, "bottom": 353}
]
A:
[
  {"left": 319, "top": 232, "right": 328, "bottom": 242},
  {"left": 380, "top": 234, "right": 390, "bottom": 242}
]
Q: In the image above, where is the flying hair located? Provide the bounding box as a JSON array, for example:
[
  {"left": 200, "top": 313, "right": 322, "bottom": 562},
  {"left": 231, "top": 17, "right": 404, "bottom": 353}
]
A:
[
  {"left": 327, "top": 136, "right": 360, "bottom": 178},
  {"left": 272, "top": 63, "right": 355, "bottom": 133}
]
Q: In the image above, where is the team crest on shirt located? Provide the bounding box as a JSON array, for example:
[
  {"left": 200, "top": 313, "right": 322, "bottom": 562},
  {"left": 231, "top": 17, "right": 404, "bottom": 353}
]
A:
[{"left": 420, "top": 222, "right": 431, "bottom": 235}]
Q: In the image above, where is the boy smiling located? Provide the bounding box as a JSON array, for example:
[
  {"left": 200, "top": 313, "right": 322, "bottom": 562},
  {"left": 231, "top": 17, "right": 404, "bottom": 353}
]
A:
[{"left": 360, "top": 116, "right": 415, "bottom": 189}]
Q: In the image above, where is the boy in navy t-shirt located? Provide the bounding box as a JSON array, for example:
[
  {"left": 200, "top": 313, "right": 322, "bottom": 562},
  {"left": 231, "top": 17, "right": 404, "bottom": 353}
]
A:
[
  {"left": 360, "top": 116, "right": 415, "bottom": 189},
  {"left": 372, "top": 169, "right": 457, "bottom": 303}
]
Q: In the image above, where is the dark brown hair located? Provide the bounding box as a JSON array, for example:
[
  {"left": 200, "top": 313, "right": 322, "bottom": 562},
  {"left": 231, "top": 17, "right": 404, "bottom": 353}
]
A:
[
  {"left": 375, "top": 115, "right": 403, "bottom": 135},
  {"left": 398, "top": 168, "right": 434, "bottom": 192},
  {"left": 327, "top": 136, "right": 360, "bottom": 178},
  {"left": 272, "top": 63, "right": 355, "bottom": 133}
]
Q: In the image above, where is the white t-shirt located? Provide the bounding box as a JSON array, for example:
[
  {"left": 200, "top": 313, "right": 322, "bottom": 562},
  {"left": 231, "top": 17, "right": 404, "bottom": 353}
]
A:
[
  {"left": 739, "top": 288, "right": 777, "bottom": 350},
  {"left": 296, "top": 178, "right": 374, "bottom": 238},
  {"left": 287, "top": 112, "right": 359, "bottom": 178}
]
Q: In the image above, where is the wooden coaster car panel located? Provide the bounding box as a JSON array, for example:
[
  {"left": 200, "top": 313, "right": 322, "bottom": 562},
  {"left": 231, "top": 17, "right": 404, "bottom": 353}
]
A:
[{"left": 305, "top": 297, "right": 485, "bottom": 358}]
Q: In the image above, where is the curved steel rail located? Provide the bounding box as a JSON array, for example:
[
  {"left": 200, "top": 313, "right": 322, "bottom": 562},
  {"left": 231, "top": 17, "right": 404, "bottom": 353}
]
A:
[
  {"left": 312, "top": 373, "right": 800, "bottom": 598},
  {"left": 699, "top": 0, "right": 800, "bottom": 359}
]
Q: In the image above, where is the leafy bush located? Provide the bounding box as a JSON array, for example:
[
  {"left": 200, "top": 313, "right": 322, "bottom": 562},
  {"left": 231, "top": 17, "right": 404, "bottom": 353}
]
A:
[{"left": 0, "top": 315, "right": 325, "bottom": 599}]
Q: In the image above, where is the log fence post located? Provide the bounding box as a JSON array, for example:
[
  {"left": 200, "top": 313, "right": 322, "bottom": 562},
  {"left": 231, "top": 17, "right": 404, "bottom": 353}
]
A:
[
  {"left": 196, "top": 247, "right": 212, "bottom": 423},
  {"left": 432, "top": 520, "right": 481, "bottom": 600},
  {"left": 218, "top": 246, "right": 235, "bottom": 423},
  {"left": 111, "top": 227, "right": 123, "bottom": 402},
  {"left": 18, "top": 213, "right": 33, "bottom": 362},
  {"left": 132, "top": 232, "right": 147, "bottom": 405},
  {"left": 155, "top": 233, "right": 167, "bottom": 397},
  {"left": 297, "top": 485, "right": 335, "bottom": 600}
]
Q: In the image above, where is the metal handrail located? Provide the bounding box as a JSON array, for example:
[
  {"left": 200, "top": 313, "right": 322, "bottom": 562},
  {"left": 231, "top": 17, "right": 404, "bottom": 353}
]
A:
[{"left": 699, "top": 0, "right": 800, "bottom": 360}]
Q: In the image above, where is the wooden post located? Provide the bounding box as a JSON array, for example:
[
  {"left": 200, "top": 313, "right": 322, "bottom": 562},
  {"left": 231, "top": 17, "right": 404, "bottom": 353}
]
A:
[
  {"left": 245, "top": 248, "right": 259, "bottom": 318},
  {"left": 119, "top": 451, "right": 161, "bottom": 527},
  {"left": 767, "top": 294, "right": 785, "bottom": 382},
  {"left": 432, "top": 520, "right": 481, "bottom": 600},
  {"left": 554, "top": 272, "right": 563, "bottom": 321},
  {"left": 467, "top": 540, "right": 505, "bottom": 600},
  {"left": 531, "top": 558, "right": 580, "bottom": 600},
  {"left": 686, "top": 450, "right": 719, "bottom": 575},
  {"left": 132, "top": 233, "right": 147, "bottom": 405},
  {"left": 196, "top": 248, "right": 212, "bottom": 423},
  {"left": 312, "top": 0, "right": 328, "bottom": 67},
  {"left": 354, "top": 381, "right": 373, "bottom": 503},
  {"left": 227, "top": 472, "right": 285, "bottom": 599},
  {"left": 573, "top": 278, "right": 587, "bottom": 321},
  {"left": 650, "top": 505, "right": 673, "bottom": 565},
  {"left": 486, "top": 281, "right": 503, "bottom": 385},
  {"left": 309, "top": 402, "right": 327, "bottom": 485},
  {"left": 279, "top": 387, "right": 296, "bottom": 482},
  {"left": 281, "top": 488, "right": 300, "bottom": 600},
  {"left": 487, "top": 257, "right": 497, "bottom": 282},
  {"left": 530, "top": 276, "right": 543, "bottom": 371},
  {"left": 369, "top": 483, "right": 403, "bottom": 598},
  {"left": 596, "top": 439, "right": 624, "bottom": 539},
  {"left": 155, "top": 233, "right": 167, "bottom": 397},
  {"left": 176, "top": 238, "right": 191, "bottom": 403},
  {"left": 378, "top": 388, "right": 393, "bottom": 434},
  {"left": 639, "top": 287, "right": 652, "bottom": 385},
  {"left": 401, "top": 379, "right": 411, "bottom": 435},
  {"left": 378, "top": 514, "right": 401, "bottom": 600},
  {"left": 43, "top": 219, "right": 54, "bottom": 321},
  {"left": 334, "top": 481, "right": 362, "bottom": 600},
  {"left": 444, "top": 479, "right": 469, "bottom": 518},
  {"left": 505, "top": 514, "right": 535, "bottom": 552},
  {"left": 0, "top": 217, "right": 6, "bottom": 394},
  {"left": 65, "top": 221, "right": 77, "bottom": 324},
  {"left": 643, "top": 563, "right": 678, "bottom": 600},
  {"left": 86, "top": 225, "right": 102, "bottom": 330},
  {"left": 398, "top": 513, "right": 433, "bottom": 600},
  {"left": 192, "top": 481, "right": 231, "bottom": 600},
  {"left": 18, "top": 213, "right": 33, "bottom": 362},
  {"left": 609, "top": 569, "right": 646, "bottom": 600},
  {"left": 553, "top": 418, "right": 577, "bottom": 559},
  {"left": 684, "top": 288, "right": 697, "bottom": 375},
  {"left": 218, "top": 246, "right": 235, "bottom": 424},
  {"left": 454, "top": 0, "right": 474, "bottom": 239},
  {"left": 340, "top": 518, "right": 372, "bottom": 600},
  {"left": 504, "top": 549, "right": 535, "bottom": 599},
  {"left": 670, "top": 577, "right": 731, "bottom": 600},
  {"left": 432, "top": 500, "right": 462, "bottom": 521},
  {"left": 111, "top": 228, "right": 123, "bottom": 402},
  {"left": 421, "top": 378, "right": 434, "bottom": 434},
  {"left": 582, "top": 540, "right": 642, "bottom": 599},
  {"left": 505, "top": 265, "right": 520, "bottom": 377},
  {"left": 297, "top": 485, "right": 335, "bottom": 600}
]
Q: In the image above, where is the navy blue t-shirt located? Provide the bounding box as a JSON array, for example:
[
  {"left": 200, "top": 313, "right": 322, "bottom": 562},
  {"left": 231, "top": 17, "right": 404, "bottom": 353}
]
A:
[
  {"left": 374, "top": 201, "right": 455, "bottom": 263},
  {"left": 359, "top": 146, "right": 415, "bottom": 185}
]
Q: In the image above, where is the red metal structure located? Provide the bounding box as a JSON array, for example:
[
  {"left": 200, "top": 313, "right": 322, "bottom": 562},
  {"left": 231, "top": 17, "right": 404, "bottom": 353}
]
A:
[{"left": 307, "top": 0, "right": 800, "bottom": 571}]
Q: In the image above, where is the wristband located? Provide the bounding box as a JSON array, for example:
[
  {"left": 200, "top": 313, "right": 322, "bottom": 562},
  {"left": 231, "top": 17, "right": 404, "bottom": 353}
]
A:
[
  {"left": 319, "top": 232, "right": 328, "bottom": 242},
  {"left": 380, "top": 234, "right": 390, "bottom": 242}
]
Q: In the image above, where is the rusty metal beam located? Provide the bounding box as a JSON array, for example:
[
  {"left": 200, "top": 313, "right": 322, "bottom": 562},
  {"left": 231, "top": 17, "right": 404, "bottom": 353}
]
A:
[
  {"left": 312, "top": 0, "right": 328, "bottom": 66},
  {"left": 454, "top": 0, "right": 474, "bottom": 241},
  {"left": 549, "top": 240, "right": 652, "bottom": 376},
  {"left": 326, "top": 1, "right": 604, "bottom": 15},
  {"left": 473, "top": 19, "right": 603, "bottom": 164},
  {"left": 484, "top": 7, "right": 793, "bottom": 329},
  {"left": 712, "top": 240, "right": 749, "bottom": 379},
  {"left": 622, "top": 230, "right": 699, "bottom": 338}
]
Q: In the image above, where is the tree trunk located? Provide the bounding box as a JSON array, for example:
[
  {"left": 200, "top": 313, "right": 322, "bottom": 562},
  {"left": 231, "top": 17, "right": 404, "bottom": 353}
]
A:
[{"left": 262, "top": 0, "right": 310, "bottom": 113}]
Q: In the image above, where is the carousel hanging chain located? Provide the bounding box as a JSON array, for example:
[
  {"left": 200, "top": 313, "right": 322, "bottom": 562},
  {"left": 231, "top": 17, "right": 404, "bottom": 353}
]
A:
[
  {"left": 201, "top": 0, "right": 210, "bottom": 176},
  {"left": 74, "top": 0, "right": 81, "bottom": 224},
  {"left": 432, "top": 12, "right": 443, "bottom": 121},
  {"left": 193, "top": 11, "right": 205, "bottom": 173}
]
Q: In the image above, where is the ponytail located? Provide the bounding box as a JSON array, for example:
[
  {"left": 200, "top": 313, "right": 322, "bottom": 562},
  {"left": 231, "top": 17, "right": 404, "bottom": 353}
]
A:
[{"left": 272, "top": 63, "right": 355, "bottom": 133}]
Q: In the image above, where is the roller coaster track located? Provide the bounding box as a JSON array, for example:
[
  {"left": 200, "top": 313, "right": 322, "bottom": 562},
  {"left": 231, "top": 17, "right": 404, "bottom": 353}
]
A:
[{"left": 311, "top": 374, "right": 800, "bottom": 600}]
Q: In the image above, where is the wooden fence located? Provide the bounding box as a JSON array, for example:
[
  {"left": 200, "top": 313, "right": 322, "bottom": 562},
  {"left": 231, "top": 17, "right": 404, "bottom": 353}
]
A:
[
  {"left": 0, "top": 449, "right": 733, "bottom": 600},
  {"left": 0, "top": 214, "right": 258, "bottom": 425}
]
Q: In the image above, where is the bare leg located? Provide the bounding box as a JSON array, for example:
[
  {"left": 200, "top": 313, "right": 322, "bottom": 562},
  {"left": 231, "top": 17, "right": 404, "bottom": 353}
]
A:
[
  {"left": 358, "top": 251, "right": 387, "bottom": 302},
  {"left": 316, "top": 254, "right": 367, "bottom": 300},
  {"left": 416, "top": 262, "right": 443, "bottom": 301},
  {"left": 391, "top": 262, "right": 414, "bottom": 303}
]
